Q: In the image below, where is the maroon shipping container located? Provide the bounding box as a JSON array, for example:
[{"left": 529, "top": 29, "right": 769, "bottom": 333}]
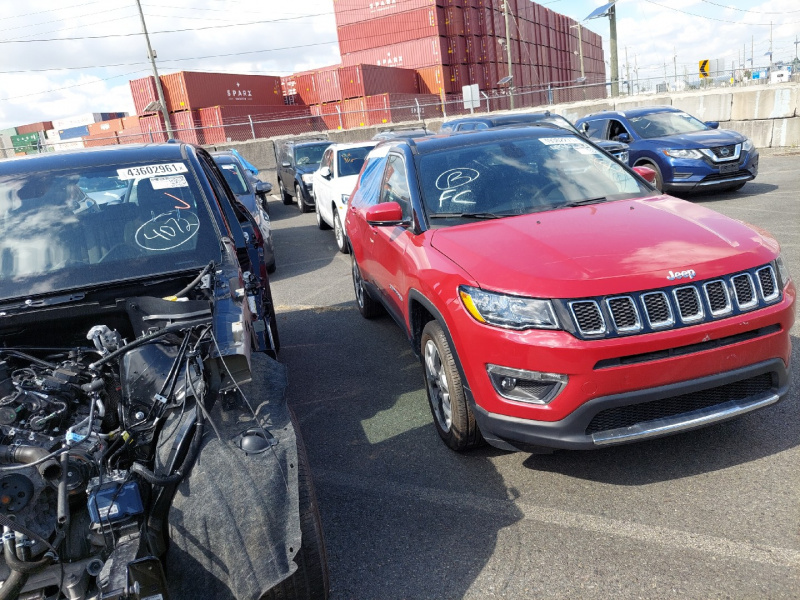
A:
[
  {"left": 83, "top": 132, "right": 119, "bottom": 148},
  {"left": 198, "top": 105, "right": 317, "bottom": 143},
  {"left": 465, "top": 34, "right": 482, "bottom": 63},
  {"left": 159, "top": 72, "right": 284, "bottom": 112},
  {"left": 342, "top": 36, "right": 450, "bottom": 69},
  {"left": 339, "top": 64, "right": 419, "bottom": 99},
  {"left": 467, "top": 63, "right": 487, "bottom": 89},
  {"left": 416, "top": 65, "right": 453, "bottom": 95},
  {"left": 315, "top": 66, "right": 342, "bottom": 104},
  {"left": 121, "top": 115, "right": 140, "bottom": 130},
  {"left": 130, "top": 76, "right": 158, "bottom": 115},
  {"left": 444, "top": 6, "right": 464, "bottom": 36},
  {"left": 364, "top": 93, "right": 442, "bottom": 125},
  {"left": 88, "top": 118, "right": 124, "bottom": 137},
  {"left": 170, "top": 110, "right": 203, "bottom": 145},
  {"left": 333, "top": 0, "right": 439, "bottom": 27},
  {"left": 449, "top": 64, "right": 468, "bottom": 90},
  {"left": 17, "top": 121, "right": 53, "bottom": 135},
  {"left": 446, "top": 36, "right": 467, "bottom": 64},
  {"left": 337, "top": 6, "right": 446, "bottom": 54},
  {"left": 482, "top": 35, "right": 498, "bottom": 63},
  {"left": 463, "top": 6, "right": 479, "bottom": 36},
  {"left": 341, "top": 98, "right": 370, "bottom": 129}
]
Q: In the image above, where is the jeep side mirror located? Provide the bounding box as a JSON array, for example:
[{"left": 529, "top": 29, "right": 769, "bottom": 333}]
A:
[
  {"left": 580, "top": 122, "right": 589, "bottom": 134},
  {"left": 633, "top": 166, "right": 658, "bottom": 186},
  {"left": 365, "top": 202, "right": 408, "bottom": 226},
  {"left": 705, "top": 121, "right": 720, "bottom": 129},
  {"left": 255, "top": 181, "right": 272, "bottom": 195},
  {"left": 616, "top": 132, "right": 631, "bottom": 144},
  {"left": 319, "top": 166, "right": 332, "bottom": 179}
]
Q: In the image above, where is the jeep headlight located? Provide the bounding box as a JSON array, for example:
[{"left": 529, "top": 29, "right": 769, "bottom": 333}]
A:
[
  {"left": 775, "top": 255, "right": 791, "bottom": 287},
  {"left": 742, "top": 137, "right": 755, "bottom": 153},
  {"left": 459, "top": 286, "right": 560, "bottom": 330},
  {"left": 663, "top": 148, "right": 703, "bottom": 159},
  {"left": 301, "top": 173, "right": 314, "bottom": 184}
]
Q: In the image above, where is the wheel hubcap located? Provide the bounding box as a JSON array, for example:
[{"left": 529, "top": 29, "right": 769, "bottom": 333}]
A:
[
  {"left": 335, "top": 216, "right": 344, "bottom": 248},
  {"left": 424, "top": 340, "right": 452, "bottom": 431},
  {"left": 352, "top": 259, "right": 364, "bottom": 308}
]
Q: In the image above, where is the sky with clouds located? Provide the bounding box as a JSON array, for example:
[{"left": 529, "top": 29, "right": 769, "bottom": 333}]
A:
[{"left": 1, "top": 0, "right": 798, "bottom": 129}]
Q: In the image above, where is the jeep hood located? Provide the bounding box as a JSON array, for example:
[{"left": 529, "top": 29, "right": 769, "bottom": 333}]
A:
[
  {"left": 643, "top": 128, "right": 746, "bottom": 148},
  {"left": 429, "top": 196, "right": 778, "bottom": 298}
]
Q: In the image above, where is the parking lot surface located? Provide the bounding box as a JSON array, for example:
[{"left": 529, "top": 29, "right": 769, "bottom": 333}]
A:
[{"left": 267, "top": 151, "right": 799, "bottom": 599}]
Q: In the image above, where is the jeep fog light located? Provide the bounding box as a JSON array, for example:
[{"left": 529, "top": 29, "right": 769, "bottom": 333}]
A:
[{"left": 486, "top": 365, "right": 568, "bottom": 404}]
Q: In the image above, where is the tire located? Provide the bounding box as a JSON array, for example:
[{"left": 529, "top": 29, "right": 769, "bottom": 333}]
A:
[
  {"left": 420, "top": 321, "right": 483, "bottom": 452},
  {"left": 267, "top": 259, "right": 277, "bottom": 274},
  {"left": 296, "top": 184, "right": 310, "bottom": 213},
  {"left": 315, "top": 202, "right": 331, "bottom": 230},
  {"left": 279, "top": 179, "right": 292, "bottom": 205},
  {"left": 263, "top": 281, "right": 280, "bottom": 357},
  {"left": 333, "top": 213, "right": 349, "bottom": 254},
  {"left": 261, "top": 411, "right": 330, "bottom": 600},
  {"left": 641, "top": 161, "right": 664, "bottom": 192},
  {"left": 351, "top": 254, "right": 383, "bottom": 319}
]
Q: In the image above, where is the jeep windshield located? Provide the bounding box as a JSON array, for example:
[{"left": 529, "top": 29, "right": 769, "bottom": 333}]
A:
[
  {"left": 419, "top": 134, "right": 651, "bottom": 225},
  {"left": 294, "top": 144, "right": 329, "bottom": 166},
  {"left": 628, "top": 111, "right": 708, "bottom": 139},
  {"left": 0, "top": 161, "right": 220, "bottom": 302}
]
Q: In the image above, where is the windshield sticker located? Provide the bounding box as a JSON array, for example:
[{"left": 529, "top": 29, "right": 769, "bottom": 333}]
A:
[
  {"left": 539, "top": 137, "right": 584, "bottom": 146},
  {"left": 435, "top": 168, "right": 480, "bottom": 190},
  {"left": 151, "top": 175, "right": 189, "bottom": 190},
  {"left": 117, "top": 163, "right": 188, "bottom": 180},
  {"left": 577, "top": 147, "right": 598, "bottom": 155},
  {"left": 135, "top": 211, "right": 200, "bottom": 251}
]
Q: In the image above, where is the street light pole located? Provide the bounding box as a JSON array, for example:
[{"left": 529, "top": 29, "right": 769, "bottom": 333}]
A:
[
  {"left": 608, "top": 4, "right": 619, "bottom": 97},
  {"left": 503, "top": 0, "right": 514, "bottom": 109},
  {"left": 135, "top": 0, "right": 173, "bottom": 138}
]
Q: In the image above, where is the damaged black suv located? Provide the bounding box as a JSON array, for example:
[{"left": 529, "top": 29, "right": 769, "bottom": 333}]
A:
[{"left": 0, "top": 144, "right": 328, "bottom": 600}]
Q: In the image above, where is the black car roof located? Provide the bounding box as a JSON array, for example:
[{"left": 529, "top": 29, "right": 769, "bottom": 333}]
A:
[
  {"left": 445, "top": 112, "right": 557, "bottom": 128},
  {"left": 0, "top": 143, "right": 189, "bottom": 174},
  {"left": 404, "top": 126, "right": 580, "bottom": 154}
]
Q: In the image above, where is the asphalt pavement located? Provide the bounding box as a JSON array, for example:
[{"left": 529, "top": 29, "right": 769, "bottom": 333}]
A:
[{"left": 266, "top": 152, "right": 800, "bottom": 599}]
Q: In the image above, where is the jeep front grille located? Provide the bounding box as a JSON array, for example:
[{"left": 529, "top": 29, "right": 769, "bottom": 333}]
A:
[{"left": 562, "top": 264, "right": 781, "bottom": 339}]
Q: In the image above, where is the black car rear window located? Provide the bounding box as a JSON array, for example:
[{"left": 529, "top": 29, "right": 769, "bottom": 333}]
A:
[
  {"left": 0, "top": 161, "right": 220, "bottom": 301},
  {"left": 294, "top": 144, "right": 329, "bottom": 166}
]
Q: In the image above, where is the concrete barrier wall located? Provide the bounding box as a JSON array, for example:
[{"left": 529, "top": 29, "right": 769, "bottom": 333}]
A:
[{"left": 206, "top": 83, "right": 800, "bottom": 185}]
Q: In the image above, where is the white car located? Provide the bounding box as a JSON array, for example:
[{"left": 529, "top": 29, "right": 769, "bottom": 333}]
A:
[{"left": 312, "top": 142, "right": 377, "bottom": 253}]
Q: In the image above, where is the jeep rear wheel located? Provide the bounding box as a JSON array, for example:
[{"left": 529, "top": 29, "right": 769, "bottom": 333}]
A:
[
  {"left": 421, "top": 321, "right": 483, "bottom": 452},
  {"left": 296, "top": 184, "right": 310, "bottom": 213}
]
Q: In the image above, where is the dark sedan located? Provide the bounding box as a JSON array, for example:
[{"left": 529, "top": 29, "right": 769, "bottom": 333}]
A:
[
  {"left": 212, "top": 151, "right": 276, "bottom": 273},
  {"left": 576, "top": 106, "right": 758, "bottom": 193}
]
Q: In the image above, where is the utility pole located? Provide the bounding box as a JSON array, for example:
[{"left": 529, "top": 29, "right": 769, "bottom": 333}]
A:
[
  {"left": 503, "top": 0, "right": 514, "bottom": 109},
  {"left": 609, "top": 4, "right": 619, "bottom": 97},
  {"left": 624, "top": 46, "right": 631, "bottom": 95},
  {"left": 673, "top": 47, "right": 677, "bottom": 87},
  {"left": 663, "top": 61, "right": 668, "bottom": 91},
  {"left": 135, "top": 0, "right": 173, "bottom": 137},
  {"left": 769, "top": 22, "right": 773, "bottom": 70},
  {"left": 795, "top": 35, "right": 799, "bottom": 60},
  {"left": 634, "top": 54, "right": 639, "bottom": 95},
  {"left": 570, "top": 23, "right": 586, "bottom": 100}
]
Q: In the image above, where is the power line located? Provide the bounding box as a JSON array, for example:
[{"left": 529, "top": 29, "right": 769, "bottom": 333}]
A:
[
  {"left": 2, "top": 0, "right": 110, "bottom": 20},
  {"left": 0, "top": 69, "right": 149, "bottom": 102},
  {"left": 698, "top": 0, "right": 800, "bottom": 14},
  {"left": 0, "top": 5, "right": 134, "bottom": 36},
  {"left": 642, "top": 0, "right": 800, "bottom": 26}
]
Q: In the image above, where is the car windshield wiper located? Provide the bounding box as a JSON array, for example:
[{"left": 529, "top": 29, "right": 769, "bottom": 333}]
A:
[
  {"left": 429, "top": 212, "right": 507, "bottom": 219},
  {"left": 562, "top": 196, "right": 609, "bottom": 207}
]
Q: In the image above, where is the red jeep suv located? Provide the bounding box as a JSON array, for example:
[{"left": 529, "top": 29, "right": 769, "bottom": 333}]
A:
[{"left": 345, "top": 127, "right": 795, "bottom": 452}]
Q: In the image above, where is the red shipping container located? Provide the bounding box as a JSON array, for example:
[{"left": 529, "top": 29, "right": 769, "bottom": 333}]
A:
[
  {"left": 170, "top": 110, "right": 203, "bottom": 145},
  {"left": 17, "top": 121, "right": 53, "bottom": 135},
  {"left": 319, "top": 102, "right": 344, "bottom": 130},
  {"left": 482, "top": 35, "right": 498, "bottom": 63},
  {"left": 465, "top": 34, "right": 482, "bottom": 63},
  {"left": 83, "top": 132, "right": 119, "bottom": 148},
  {"left": 492, "top": 7, "right": 506, "bottom": 40},
  {"left": 444, "top": 6, "right": 464, "bottom": 36},
  {"left": 337, "top": 6, "right": 446, "bottom": 54},
  {"left": 118, "top": 125, "right": 146, "bottom": 145},
  {"left": 342, "top": 98, "right": 370, "bottom": 129},
  {"left": 365, "top": 93, "right": 442, "bottom": 125},
  {"left": 130, "top": 76, "right": 158, "bottom": 115},
  {"left": 121, "top": 115, "right": 140, "bottom": 130},
  {"left": 315, "top": 65, "right": 342, "bottom": 104},
  {"left": 159, "top": 72, "right": 284, "bottom": 113},
  {"left": 467, "top": 63, "right": 487, "bottom": 89},
  {"left": 198, "top": 105, "right": 317, "bottom": 143},
  {"left": 333, "top": 0, "right": 438, "bottom": 27},
  {"left": 342, "top": 36, "right": 449, "bottom": 69},
  {"left": 139, "top": 114, "right": 168, "bottom": 143},
  {"left": 416, "top": 65, "right": 453, "bottom": 94},
  {"left": 449, "top": 64, "right": 468, "bottom": 90},
  {"left": 462, "top": 6, "right": 478, "bottom": 36},
  {"left": 339, "top": 64, "right": 419, "bottom": 100},
  {"left": 88, "top": 118, "right": 124, "bottom": 137},
  {"left": 294, "top": 73, "right": 319, "bottom": 105}
]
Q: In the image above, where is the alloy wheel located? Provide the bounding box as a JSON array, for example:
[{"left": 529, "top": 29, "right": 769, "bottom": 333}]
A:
[{"left": 424, "top": 339, "right": 452, "bottom": 432}]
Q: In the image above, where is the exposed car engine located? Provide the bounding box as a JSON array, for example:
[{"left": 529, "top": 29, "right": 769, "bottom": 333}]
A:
[{"left": 0, "top": 263, "right": 262, "bottom": 600}]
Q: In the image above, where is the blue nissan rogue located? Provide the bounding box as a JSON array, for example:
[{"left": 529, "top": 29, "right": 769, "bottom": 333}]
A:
[{"left": 576, "top": 106, "right": 758, "bottom": 194}]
